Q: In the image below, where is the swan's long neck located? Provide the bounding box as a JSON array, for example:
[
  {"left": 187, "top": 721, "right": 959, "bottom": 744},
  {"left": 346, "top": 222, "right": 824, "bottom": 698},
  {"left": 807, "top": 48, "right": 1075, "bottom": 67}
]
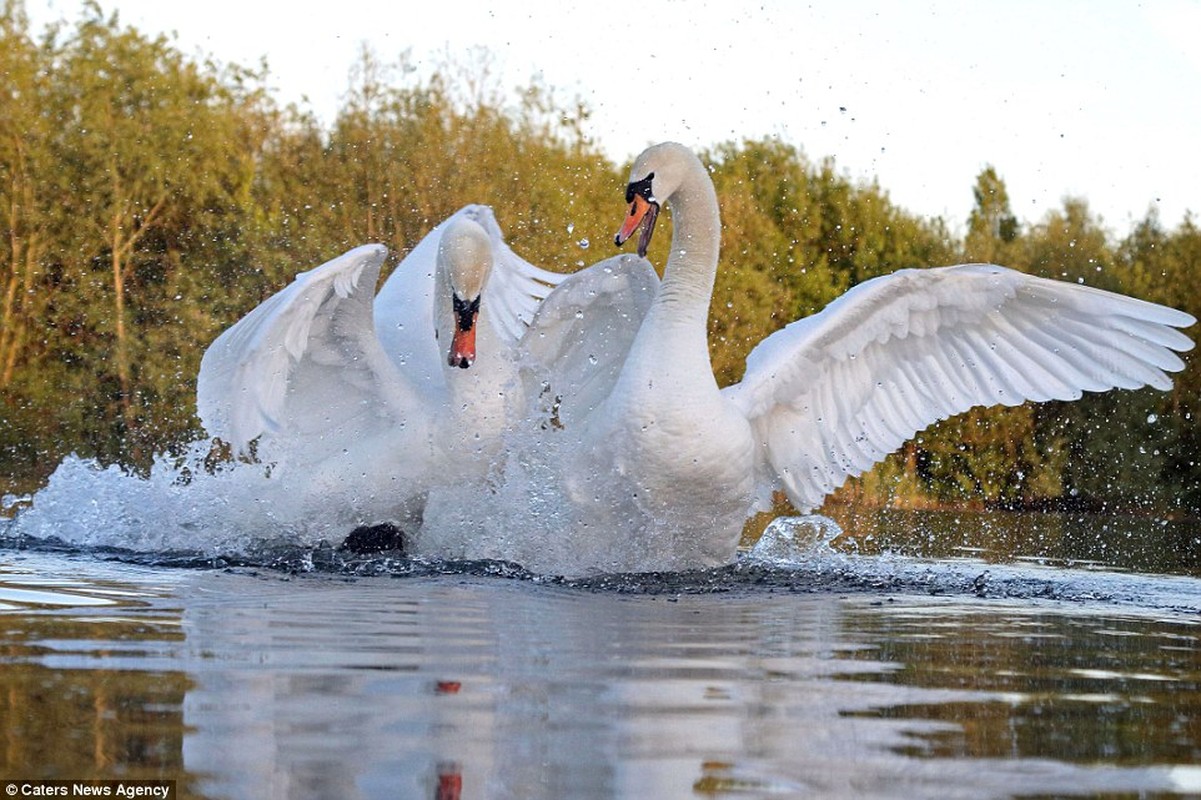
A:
[
  {"left": 615, "top": 155, "right": 722, "bottom": 408},
  {"left": 658, "top": 166, "right": 722, "bottom": 329}
]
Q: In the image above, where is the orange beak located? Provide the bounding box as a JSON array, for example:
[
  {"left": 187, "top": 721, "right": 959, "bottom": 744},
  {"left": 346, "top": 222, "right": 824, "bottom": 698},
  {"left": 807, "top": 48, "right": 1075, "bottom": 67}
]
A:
[
  {"left": 449, "top": 325, "right": 476, "bottom": 369},
  {"left": 614, "top": 194, "right": 659, "bottom": 258}
]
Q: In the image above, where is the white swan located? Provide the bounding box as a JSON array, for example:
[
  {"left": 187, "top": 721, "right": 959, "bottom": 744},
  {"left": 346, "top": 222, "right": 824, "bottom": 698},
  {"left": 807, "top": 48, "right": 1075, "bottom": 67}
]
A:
[
  {"left": 197, "top": 203, "right": 658, "bottom": 539},
  {"left": 196, "top": 206, "right": 569, "bottom": 530},
  {"left": 476, "top": 142, "right": 1193, "bottom": 575}
]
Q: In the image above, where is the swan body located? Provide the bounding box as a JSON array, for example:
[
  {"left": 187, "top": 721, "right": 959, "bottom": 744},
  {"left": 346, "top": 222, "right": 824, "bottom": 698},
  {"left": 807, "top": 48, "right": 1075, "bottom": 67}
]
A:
[
  {"left": 196, "top": 205, "right": 568, "bottom": 529},
  {"left": 478, "top": 142, "right": 1194, "bottom": 575}
]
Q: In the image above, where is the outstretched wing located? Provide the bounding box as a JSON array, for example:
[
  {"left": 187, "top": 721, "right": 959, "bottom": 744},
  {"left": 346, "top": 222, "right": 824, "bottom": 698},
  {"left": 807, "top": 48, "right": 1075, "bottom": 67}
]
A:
[
  {"left": 522, "top": 254, "right": 659, "bottom": 426},
  {"left": 721, "top": 264, "right": 1196, "bottom": 512},
  {"left": 373, "top": 204, "right": 566, "bottom": 389},
  {"left": 470, "top": 205, "right": 567, "bottom": 342},
  {"left": 197, "top": 244, "right": 422, "bottom": 455}
]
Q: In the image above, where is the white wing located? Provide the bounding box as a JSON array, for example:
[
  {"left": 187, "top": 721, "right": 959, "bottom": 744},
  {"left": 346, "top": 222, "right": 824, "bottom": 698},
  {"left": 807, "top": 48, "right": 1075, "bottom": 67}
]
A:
[
  {"left": 373, "top": 204, "right": 566, "bottom": 389},
  {"left": 721, "top": 264, "right": 1196, "bottom": 512},
  {"left": 522, "top": 254, "right": 659, "bottom": 426},
  {"left": 471, "top": 205, "right": 568, "bottom": 341},
  {"left": 197, "top": 244, "right": 422, "bottom": 454}
]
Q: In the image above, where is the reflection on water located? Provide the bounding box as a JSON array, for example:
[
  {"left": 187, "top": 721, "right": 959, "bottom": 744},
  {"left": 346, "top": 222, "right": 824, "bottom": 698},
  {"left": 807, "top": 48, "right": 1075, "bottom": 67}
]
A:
[
  {"left": 1, "top": 548, "right": 1199, "bottom": 799},
  {"left": 841, "top": 600, "right": 1201, "bottom": 766},
  {"left": 0, "top": 558, "right": 197, "bottom": 790}
]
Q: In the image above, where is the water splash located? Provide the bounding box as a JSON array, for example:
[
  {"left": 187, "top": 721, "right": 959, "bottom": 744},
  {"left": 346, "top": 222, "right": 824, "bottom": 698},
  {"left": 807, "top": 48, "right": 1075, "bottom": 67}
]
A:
[
  {"left": 5, "top": 441, "right": 1201, "bottom": 616},
  {"left": 4, "top": 413, "right": 745, "bottom": 578},
  {"left": 3, "top": 441, "right": 416, "bottom": 558},
  {"left": 749, "top": 515, "right": 844, "bottom": 564}
]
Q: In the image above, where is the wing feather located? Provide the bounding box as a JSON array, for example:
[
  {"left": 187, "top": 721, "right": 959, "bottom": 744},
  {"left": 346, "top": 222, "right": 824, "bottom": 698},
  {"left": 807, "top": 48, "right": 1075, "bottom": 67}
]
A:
[
  {"left": 522, "top": 254, "right": 660, "bottom": 426},
  {"left": 469, "top": 205, "right": 567, "bottom": 343},
  {"left": 983, "top": 312, "right": 1081, "bottom": 400},
  {"left": 723, "top": 264, "right": 1195, "bottom": 512},
  {"left": 197, "top": 244, "right": 421, "bottom": 454},
  {"left": 198, "top": 205, "right": 569, "bottom": 466}
]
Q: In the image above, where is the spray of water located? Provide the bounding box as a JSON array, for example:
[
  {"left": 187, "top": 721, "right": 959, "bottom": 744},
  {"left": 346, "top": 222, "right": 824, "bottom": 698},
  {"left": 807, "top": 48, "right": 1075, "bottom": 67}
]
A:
[{"left": 3, "top": 440, "right": 418, "bottom": 557}]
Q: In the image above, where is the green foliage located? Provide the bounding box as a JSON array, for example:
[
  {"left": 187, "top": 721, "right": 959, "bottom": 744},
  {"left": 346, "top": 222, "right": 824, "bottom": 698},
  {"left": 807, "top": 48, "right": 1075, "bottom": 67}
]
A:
[
  {"left": 915, "top": 405, "right": 1065, "bottom": 505},
  {"left": 965, "top": 165, "right": 1020, "bottom": 263},
  {"left": 0, "top": 1, "right": 266, "bottom": 486},
  {"left": 1, "top": 4, "right": 1198, "bottom": 522}
]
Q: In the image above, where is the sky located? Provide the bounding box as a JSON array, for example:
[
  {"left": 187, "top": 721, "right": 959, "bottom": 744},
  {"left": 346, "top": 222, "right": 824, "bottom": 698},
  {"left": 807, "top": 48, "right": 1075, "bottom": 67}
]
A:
[{"left": 28, "top": 0, "right": 1201, "bottom": 236}]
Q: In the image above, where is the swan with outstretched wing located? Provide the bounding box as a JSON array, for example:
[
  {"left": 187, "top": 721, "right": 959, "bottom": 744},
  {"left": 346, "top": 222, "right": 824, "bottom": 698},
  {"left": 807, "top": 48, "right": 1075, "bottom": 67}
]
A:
[
  {"left": 196, "top": 206, "right": 571, "bottom": 529},
  {"left": 504, "top": 142, "right": 1194, "bottom": 574}
]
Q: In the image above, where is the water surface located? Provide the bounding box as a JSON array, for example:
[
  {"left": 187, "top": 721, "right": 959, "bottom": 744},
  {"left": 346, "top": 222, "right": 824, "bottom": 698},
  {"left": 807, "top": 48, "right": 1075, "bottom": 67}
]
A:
[{"left": 1, "top": 538, "right": 1198, "bottom": 799}]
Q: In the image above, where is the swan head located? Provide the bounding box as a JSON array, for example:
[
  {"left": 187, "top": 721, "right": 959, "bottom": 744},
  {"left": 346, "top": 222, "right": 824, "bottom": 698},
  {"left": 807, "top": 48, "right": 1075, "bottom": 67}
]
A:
[
  {"left": 614, "top": 142, "right": 698, "bottom": 257},
  {"left": 437, "top": 216, "right": 494, "bottom": 369}
]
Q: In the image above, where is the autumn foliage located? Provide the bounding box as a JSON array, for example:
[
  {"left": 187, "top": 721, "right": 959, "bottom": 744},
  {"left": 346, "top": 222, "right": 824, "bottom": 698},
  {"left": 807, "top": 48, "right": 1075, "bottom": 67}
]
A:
[{"left": 3, "top": 4, "right": 1199, "bottom": 516}]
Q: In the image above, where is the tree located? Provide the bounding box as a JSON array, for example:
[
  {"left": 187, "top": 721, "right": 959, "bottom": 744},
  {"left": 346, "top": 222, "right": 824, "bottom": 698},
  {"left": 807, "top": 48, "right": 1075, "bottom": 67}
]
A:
[
  {"left": 1110, "top": 212, "right": 1201, "bottom": 509},
  {"left": 0, "top": 3, "right": 265, "bottom": 488},
  {"left": 705, "top": 140, "right": 824, "bottom": 386},
  {"left": 2, "top": 3, "right": 1197, "bottom": 524},
  {"left": 50, "top": 6, "right": 239, "bottom": 440},
  {"left": 964, "top": 166, "right": 1020, "bottom": 264},
  {"left": 1023, "top": 197, "right": 1115, "bottom": 287},
  {"left": 0, "top": 1, "right": 57, "bottom": 389}
]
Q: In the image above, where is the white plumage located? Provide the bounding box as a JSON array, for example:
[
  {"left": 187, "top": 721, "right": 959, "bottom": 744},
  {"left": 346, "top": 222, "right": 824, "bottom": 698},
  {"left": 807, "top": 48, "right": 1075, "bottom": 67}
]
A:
[
  {"left": 194, "top": 150, "right": 1194, "bottom": 574},
  {"left": 471, "top": 142, "right": 1195, "bottom": 574},
  {"left": 195, "top": 206, "right": 567, "bottom": 529},
  {"left": 723, "top": 263, "right": 1193, "bottom": 512}
]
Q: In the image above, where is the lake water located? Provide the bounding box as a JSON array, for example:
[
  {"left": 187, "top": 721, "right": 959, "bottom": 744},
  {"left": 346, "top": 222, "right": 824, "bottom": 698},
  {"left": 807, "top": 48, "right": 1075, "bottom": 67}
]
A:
[{"left": 1, "top": 507, "right": 1199, "bottom": 799}]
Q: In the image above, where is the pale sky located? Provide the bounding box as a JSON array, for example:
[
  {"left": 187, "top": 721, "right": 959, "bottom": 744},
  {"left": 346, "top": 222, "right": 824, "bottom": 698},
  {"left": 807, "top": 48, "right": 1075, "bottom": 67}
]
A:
[{"left": 29, "top": 0, "right": 1201, "bottom": 236}]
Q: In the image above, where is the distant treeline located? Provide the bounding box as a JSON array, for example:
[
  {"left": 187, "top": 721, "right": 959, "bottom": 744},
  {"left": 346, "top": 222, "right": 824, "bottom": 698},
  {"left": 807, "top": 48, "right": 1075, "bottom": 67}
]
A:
[{"left": 2, "top": 3, "right": 1199, "bottom": 517}]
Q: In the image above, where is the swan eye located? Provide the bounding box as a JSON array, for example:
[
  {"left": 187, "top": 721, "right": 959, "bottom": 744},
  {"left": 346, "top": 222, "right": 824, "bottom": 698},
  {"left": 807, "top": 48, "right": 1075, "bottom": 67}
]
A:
[{"left": 625, "top": 173, "right": 656, "bottom": 204}]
